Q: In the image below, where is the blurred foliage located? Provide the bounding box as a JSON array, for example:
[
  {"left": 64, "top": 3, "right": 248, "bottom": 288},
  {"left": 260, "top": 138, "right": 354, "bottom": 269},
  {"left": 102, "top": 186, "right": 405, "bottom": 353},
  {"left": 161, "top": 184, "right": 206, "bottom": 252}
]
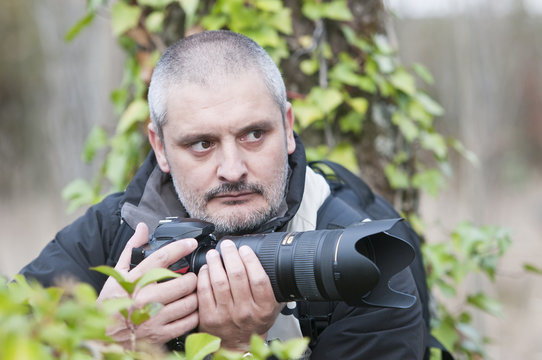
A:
[
  {"left": 0, "top": 272, "right": 309, "bottom": 360},
  {"left": 423, "top": 222, "right": 512, "bottom": 358},
  {"left": 59, "top": 1, "right": 511, "bottom": 359}
]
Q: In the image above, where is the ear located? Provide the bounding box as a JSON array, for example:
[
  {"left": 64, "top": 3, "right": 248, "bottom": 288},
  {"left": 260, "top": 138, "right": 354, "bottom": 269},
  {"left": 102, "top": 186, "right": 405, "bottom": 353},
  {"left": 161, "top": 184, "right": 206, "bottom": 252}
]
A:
[
  {"left": 148, "top": 123, "right": 171, "bottom": 173},
  {"left": 285, "top": 102, "right": 296, "bottom": 155}
]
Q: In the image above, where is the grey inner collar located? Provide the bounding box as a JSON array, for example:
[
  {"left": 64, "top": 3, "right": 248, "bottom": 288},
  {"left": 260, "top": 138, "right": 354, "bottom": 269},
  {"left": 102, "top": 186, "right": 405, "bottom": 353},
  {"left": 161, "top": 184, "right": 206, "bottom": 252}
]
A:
[{"left": 121, "top": 166, "right": 187, "bottom": 233}]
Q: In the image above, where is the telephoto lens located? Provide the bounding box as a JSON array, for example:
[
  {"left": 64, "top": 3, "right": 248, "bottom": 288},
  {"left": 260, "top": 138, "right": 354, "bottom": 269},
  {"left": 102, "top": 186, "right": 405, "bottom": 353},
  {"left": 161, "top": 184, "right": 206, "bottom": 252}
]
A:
[{"left": 131, "top": 218, "right": 416, "bottom": 309}]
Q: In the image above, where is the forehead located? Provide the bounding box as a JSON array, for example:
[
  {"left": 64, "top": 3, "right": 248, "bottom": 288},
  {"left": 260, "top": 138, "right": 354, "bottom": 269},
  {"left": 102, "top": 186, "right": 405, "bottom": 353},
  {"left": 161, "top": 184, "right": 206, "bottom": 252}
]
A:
[{"left": 164, "top": 72, "right": 282, "bottom": 134}]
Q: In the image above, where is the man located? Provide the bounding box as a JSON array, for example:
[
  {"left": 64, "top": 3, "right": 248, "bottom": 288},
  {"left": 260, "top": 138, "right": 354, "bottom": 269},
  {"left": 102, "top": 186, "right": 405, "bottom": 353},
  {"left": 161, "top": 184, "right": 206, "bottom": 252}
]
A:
[{"left": 21, "top": 30, "right": 424, "bottom": 358}]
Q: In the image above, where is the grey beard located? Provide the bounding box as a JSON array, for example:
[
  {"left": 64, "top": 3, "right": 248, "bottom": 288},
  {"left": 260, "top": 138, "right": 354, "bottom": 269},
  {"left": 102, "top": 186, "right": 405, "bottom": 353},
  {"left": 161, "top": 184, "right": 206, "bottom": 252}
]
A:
[{"left": 170, "top": 161, "right": 289, "bottom": 237}]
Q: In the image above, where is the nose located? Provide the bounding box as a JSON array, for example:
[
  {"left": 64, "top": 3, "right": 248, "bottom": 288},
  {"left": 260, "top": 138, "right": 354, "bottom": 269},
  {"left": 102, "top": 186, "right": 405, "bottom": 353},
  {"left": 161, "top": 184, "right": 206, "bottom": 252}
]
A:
[{"left": 216, "top": 142, "right": 248, "bottom": 183}]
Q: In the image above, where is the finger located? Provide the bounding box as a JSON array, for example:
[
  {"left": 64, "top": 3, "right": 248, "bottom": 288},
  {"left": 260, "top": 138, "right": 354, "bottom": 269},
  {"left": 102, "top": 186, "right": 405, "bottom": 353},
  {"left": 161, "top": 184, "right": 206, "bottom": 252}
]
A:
[
  {"left": 205, "top": 249, "right": 233, "bottom": 307},
  {"left": 116, "top": 222, "right": 149, "bottom": 272},
  {"left": 220, "top": 240, "right": 252, "bottom": 305},
  {"left": 128, "top": 237, "right": 198, "bottom": 280},
  {"left": 135, "top": 309, "right": 199, "bottom": 344},
  {"left": 156, "top": 292, "right": 198, "bottom": 324},
  {"left": 238, "top": 245, "right": 275, "bottom": 304},
  {"left": 135, "top": 272, "right": 197, "bottom": 307},
  {"left": 161, "top": 311, "right": 199, "bottom": 341},
  {"left": 197, "top": 264, "right": 217, "bottom": 311}
]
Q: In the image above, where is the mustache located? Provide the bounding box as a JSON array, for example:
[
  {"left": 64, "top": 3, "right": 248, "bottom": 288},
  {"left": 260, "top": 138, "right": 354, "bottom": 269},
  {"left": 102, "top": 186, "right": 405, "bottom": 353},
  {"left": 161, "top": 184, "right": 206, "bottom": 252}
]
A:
[{"left": 205, "top": 181, "right": 264, "bottom": 202}]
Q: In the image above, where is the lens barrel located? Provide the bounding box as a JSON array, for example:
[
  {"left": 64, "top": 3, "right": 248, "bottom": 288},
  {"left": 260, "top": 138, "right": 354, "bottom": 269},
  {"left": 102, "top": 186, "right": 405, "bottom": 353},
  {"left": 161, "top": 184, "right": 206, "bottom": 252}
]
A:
[
  {"left": 132, "top": 218, "right": 416, "bottom": 309},
  {"left": 210, "top": 228, "right": 381, "bottom": 304}
]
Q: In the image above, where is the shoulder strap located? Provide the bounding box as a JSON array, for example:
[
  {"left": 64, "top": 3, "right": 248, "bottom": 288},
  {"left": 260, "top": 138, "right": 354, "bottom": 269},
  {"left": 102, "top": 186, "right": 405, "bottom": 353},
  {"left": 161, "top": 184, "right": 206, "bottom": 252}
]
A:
[{"left": 310, "top": 160, "right": 374, "bottom": 205}]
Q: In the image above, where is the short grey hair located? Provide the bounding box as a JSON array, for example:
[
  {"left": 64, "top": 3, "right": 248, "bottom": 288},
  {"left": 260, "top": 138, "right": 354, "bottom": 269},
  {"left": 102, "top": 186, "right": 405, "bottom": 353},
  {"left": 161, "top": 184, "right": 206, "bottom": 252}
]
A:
[{"left": 148, "top": 30, "right": 287, "bottom": 139}]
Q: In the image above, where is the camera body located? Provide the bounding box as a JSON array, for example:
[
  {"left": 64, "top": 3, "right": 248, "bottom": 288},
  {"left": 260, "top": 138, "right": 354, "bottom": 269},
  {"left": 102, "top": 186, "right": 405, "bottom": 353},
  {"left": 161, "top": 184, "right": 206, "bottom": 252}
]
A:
[
  {"left": 130, "top": 218, "right": 217, "bottom": 275},
  {"left": 130, "top": 217, "right": 416, "bottom": 309}
]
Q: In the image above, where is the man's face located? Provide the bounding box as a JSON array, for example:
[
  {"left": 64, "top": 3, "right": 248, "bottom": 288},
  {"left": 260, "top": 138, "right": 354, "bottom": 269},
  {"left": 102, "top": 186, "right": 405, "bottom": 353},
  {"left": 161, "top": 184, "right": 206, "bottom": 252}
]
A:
[{"left": 149, "top": 73, "right": 296, "bottom": 235}]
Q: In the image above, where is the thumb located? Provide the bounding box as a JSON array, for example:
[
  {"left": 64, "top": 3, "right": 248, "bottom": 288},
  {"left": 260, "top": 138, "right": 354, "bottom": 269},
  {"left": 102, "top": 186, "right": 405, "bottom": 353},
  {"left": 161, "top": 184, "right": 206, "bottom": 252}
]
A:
[{"left": 115, "top": 222, "right": 149, "bottom": 272}]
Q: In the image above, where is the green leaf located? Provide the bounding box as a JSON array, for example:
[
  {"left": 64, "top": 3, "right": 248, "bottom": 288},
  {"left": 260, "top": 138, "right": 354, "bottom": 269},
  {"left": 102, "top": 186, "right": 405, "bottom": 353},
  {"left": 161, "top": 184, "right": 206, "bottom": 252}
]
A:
[
  {"left": 339, "top": 111, "right": 363, "bottom": 135},
  {"left": 432, "top": 316, "right": 459, "bottom": 351},
  {"left": 185, "top": 333, "right": 221, "bottom": 360},
  {"left": 138, "top": 0, "right": 177, "bottom": 8},
  {"left": 411, "top": 168, "right": 445, "bottom": 197},
  {"left": 65, "top": 12, "right": 95, "bottom": 42},
  {"left": 270, "top": 8, "right": 293, "bottom": 35},
  {"left": 213, "top": 348, "right": 245, "bottom": 360},
  {"left": 384, "top": 163, "right": 410, "bottom": 189},
  {"left": 416, "top": 92, "right": 444, "bottom": 116},
  {"left": 420, "top": 132, "right": 448, "bottom": 159},
  {"left": 282, "top": 337, "right": 310, "bottom": 359},
  {"left": 131, "top": 302, "right": 163, "bottom": 325},
  {"left": 105, "top": 131, "right": 144, "bottom": 190},
  {"left": 310, "top": 87, "right": 343, "bottom": 114},
  {"left": 329, "top": 60, "right": 359, "bottom": 84},
  {"left": 467, "top": 293, "right": 503, "bottom": 317},
  {"left": 178, "top": 0, "right": 199, "bottom": 28},
  {"left": 82, "top": 126, "right": 108, "bottom": 163},
  {"left": 100, "top": 297, "right": 134, "bottom": 316},
  {"left": 300, "top": 58, "right": 319, "bottom": 75},
  {"left": 111, "top": 87, "right": 129, "bottom": 115},
  {"left": 249, "top": 334, "right": 271, "bottom": 359},
  {"left": 392, "top": 112, "right": 419, "bottom": 142},
  {"left": 407, "top": 99, "right": 433, "bottom": 128},
  {"left": 201, "top": 14, "right": 228, "bottom": 30},
  {"left": 374, "top": 54, "right": 395, "bottom": 74},
  {"left": 389, "top": 68, "right": 416, "bottom": 96},
  {"left": 87, "top": 0, "right": 106, "bottom": 12},
  {"left": 73, "top": 283, "right": 98, "bottom": 304},
  {"left": 302, "top": 2, "right": 325, "bottom": 21},
  {"left": 358, "top": 76, "right": 377, "bottom": 94},
  {"left": 135, "top": 268, "right": 181, "bottom": 289},
  {"left": 328, "top": 143, "right": 359, "bottom": 173},
  {"left": 117, "top": 99, "right": 149, "bottom": 134},
  {"left": 291, "top": 99, "right": 324, "bottom": 129},
  {"left": 450, "top": 138, "right": 479, "bottom": 166},
  {"left": 243, "top": 26, "right": 281, "bottom": 48},
  {"left": 407, "top": 213, "right": 425, "bottom": 234},
  {"left": 341, "top": 25, "right": 372, "bottom": 52},
  {"left": 130, "top": 307, "right": 151, "bottom": 325},
  {"left": 347, "top": 97, "right": 369, "bottom": 114},
  {"left": 322, "top": 0, "right": 353, "bottom": 21},
  {"left": 145, "top": 11, "right": 165, "bottom": 33},
  {"left": 524, "top": 263, "right": 542, "bottom": 275},
  {"left": 61, "top": 179, "right": 96, "bottom": 213},
  {"left": 254, "top": 0, "right": 282, "bottom": 12},
  {"left": 91, "top": 265, "right": 136, "bottom": 294},
  {"left": 111, "top": 2, "right": 142, "bottom": 36},
  {"left": 304, "top": 145, "right": 329, "bottom": 163},
  {"left": 91, "top": 265, "right": 125, "bottom": 286},
  {"left": 412, "top": 62, "right": 434, "bottom": 84},
  {"left": 373, "top": 34, "right": 394, "bottom": 55},
  {"left": 269, "top": 336, "right": 309, "bottom": 359},
  {"left": 303, "top": 1, "right": 354, "bottom": 21}
]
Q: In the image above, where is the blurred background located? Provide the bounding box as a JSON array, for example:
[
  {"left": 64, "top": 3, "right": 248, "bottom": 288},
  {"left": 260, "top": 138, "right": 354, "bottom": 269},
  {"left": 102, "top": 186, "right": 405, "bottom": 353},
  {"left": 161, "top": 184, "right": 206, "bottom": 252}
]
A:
[{"left": 0, "top": 0, "right": 541, "bottom": 358}]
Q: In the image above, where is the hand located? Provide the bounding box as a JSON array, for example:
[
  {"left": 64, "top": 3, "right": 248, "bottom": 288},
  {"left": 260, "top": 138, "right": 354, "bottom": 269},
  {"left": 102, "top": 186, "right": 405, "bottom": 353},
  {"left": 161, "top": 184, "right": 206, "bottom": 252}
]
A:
[
  {"left": 97, "top": 222, "right": 199, "bottom": 347},
  {"left": 197, "top": 239, "right": 284, "bottom": 351}
]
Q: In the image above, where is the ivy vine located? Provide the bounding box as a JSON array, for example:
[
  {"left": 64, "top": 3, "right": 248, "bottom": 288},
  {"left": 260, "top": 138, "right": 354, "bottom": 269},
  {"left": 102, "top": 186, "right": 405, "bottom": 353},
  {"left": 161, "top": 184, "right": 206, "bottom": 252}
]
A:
[{"left": 58, "top": 1, "right": 512, "bottom": 359}]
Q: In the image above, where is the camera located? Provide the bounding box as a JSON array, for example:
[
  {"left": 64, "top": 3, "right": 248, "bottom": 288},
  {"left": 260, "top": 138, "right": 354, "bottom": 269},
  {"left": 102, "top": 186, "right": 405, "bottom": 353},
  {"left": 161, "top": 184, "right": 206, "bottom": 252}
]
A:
[{"left": 130, "top": 217, "right": 416, "bottom": 309}]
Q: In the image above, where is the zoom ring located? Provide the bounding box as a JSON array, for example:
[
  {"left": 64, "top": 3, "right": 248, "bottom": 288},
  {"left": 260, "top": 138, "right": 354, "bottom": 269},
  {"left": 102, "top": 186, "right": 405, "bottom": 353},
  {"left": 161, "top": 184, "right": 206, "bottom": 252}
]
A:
[
  {"left": 293, "top": 236, "right": 321, "bottom": 300},
  {"left": 257, "top": 234, "right": 284, "bottom": 301}
]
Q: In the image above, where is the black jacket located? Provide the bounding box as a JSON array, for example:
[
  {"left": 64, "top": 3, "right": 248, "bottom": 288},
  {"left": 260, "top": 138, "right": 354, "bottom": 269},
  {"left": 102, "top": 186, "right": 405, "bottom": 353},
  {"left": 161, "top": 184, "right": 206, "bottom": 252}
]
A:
[{"left": 21, "top": 136, "right": 424, "bottom": 359}]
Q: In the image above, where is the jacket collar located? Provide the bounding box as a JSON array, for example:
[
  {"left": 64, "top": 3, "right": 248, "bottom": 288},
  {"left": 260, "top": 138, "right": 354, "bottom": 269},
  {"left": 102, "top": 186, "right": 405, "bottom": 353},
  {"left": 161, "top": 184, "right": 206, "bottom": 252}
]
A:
[{"left": 120, "top": 133, "right": 307, "bottom": 234}]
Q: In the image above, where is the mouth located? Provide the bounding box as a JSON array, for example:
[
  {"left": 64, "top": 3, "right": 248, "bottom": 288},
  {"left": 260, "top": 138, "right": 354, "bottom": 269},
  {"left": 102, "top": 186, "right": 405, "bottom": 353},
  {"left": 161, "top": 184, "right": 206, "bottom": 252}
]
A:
[{"left": 213, "top": 192, "right": 256, "bottom": 204}]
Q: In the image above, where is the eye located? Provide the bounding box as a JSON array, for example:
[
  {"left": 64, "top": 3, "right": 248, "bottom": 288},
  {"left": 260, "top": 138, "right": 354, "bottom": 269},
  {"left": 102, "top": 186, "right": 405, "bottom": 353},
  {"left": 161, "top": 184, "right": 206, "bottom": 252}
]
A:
[
  {"left": 190, "top": 140, "right": 214, "bottom": 153},
  {"left": 242, "top": 130, "right": 264, "bottom": 143}
]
